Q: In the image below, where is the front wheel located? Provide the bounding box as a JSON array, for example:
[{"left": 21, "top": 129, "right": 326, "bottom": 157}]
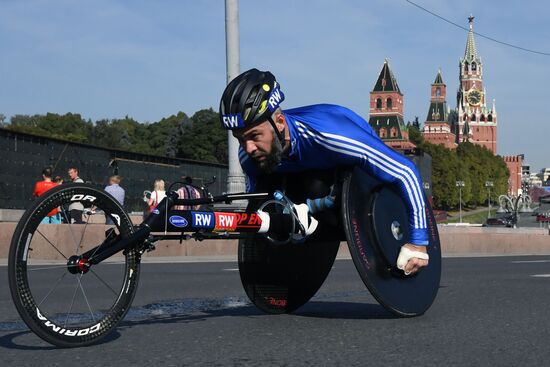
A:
[{"left": 8, "top": 183, "right": 140, "bottom": 347}]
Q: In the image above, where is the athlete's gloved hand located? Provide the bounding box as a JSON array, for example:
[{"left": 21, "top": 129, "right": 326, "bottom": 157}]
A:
[
  {"left": 396, "top": 244, "right": 429, "bottom": 275},
  {"left": 291, "top": 203, "right": 318, "bottom": 242}
]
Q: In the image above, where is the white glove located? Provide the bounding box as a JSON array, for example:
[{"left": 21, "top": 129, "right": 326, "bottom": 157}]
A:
[
  {"left": 291, "top": 203, "right": 318, "bottom": 242},
  {"left": 396, "top": 246, "right": 429, "bottom": 275}
]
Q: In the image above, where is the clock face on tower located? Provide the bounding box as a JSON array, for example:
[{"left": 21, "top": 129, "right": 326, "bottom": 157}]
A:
[{"left": 467, "top": 89, "right": 483, "bottom": 106}]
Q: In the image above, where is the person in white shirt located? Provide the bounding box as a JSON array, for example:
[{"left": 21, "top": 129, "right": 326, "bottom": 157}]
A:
[{"left": 147, "top": 179, "right": 166, "bottom": 213}]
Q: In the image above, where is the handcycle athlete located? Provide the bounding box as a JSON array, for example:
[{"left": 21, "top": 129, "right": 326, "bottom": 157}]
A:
[
  {"left": 8, "top": 69, "right": 441, "bottom": 348},
  {"left": 220, "top": 68, "right": 429, "bottom": 275}
]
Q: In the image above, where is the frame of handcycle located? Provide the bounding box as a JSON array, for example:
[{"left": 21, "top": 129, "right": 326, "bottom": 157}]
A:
[{"left": 80, "top": 189, "right": 301, "bottom": 268}]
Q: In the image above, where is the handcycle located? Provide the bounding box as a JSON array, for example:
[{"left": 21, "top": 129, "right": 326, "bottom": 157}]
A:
[{"left": 8, "top": 167, "right": 441, "bottom": 347}]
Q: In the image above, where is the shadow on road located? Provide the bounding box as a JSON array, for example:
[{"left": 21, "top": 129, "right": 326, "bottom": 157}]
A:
[
  {"left": 297, "top": 301, "right": 395, "bottom": 320},
  {"left": 0, "top": 329, "right": 122, "bottom": 350},
  {"left": 0, "top": 296, "right": 396, "bottom": 349}
]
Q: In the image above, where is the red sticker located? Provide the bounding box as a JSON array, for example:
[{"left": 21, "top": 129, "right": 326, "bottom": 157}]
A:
[{"left": 214, "top": 212, "right": 238, "bottom": 232}]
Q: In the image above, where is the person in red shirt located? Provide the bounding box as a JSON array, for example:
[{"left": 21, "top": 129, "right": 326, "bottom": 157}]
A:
[{"left": 33, "top": 167, "right": 61, "bottom": 224}]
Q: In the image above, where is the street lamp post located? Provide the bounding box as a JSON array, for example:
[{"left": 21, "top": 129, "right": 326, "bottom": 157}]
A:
[
  {"left": 485, "top": 181, "right": 494, "bottom": 218},
  {"left": 456, "top": 180, "right": 465, "bottom": 223}
]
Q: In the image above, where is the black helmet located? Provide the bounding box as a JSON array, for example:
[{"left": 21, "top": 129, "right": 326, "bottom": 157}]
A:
[{"left": 219, "top": 68, "right": 285, "bottom": 130}]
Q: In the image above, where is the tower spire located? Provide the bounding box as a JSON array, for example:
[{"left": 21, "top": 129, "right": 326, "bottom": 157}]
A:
[
  {"left": 434, "top": 68, "right": 444, "bottom": 84},
  {"left": 464, "top": 15, "right": 478, "bottom": 62}
]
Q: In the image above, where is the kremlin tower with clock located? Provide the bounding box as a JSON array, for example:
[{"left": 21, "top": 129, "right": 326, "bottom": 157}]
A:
[{"left": 422, "top": 16, "right": 498, "bottom": 154}]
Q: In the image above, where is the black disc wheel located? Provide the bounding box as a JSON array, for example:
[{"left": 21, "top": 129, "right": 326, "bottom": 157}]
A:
[
  {"left": 238, "top": 169, "right": 342, "bottom": 314},
  {"left": 238, "top": 231, "right": 340, "bottom": 314},
  {"left": 341, "top": 168, "right": 442, "bottom": 316},
  {"left": 8, "top": 183, "right": 140, "bottom": 347}
]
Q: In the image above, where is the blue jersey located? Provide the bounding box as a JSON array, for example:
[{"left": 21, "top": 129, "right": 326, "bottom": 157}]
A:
[{"left": 238, "top": 104, "right": 428, "bottom": 245}]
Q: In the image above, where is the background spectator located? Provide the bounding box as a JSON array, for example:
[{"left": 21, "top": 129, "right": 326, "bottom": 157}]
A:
[
  {"left": 68, "top": 167, "right": 84, "bottom": 223},
  {"left": 175, "top": 176, "right": 202, "bottom": 210},
  {"left": 147, "top": 179, "right": 166, "bottom": 213},
  {"left": 33, "top": 167, "right": 61, "bottom": 224},
  {"left": 104, "top": 175, "right": 125, "bottom": 225}
]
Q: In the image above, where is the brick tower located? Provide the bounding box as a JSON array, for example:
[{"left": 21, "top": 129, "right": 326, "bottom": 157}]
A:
[
  {"left": 456, "top": 16, "right": 497, "bottom": 153},
  {"left": 422, "top": 69, "right": 457, "bottom": 149},
  {"left": 368, "top": 59, "right": 415, "bottom": 151}
]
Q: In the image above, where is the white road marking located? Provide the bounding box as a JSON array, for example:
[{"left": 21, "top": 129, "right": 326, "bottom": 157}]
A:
[
  {"left": 530, "top": 274, "right": 550, "bottom": 278},
  {"left": 222, "top": 268, "right": 239, "bottom": 271},
  {"left": 512, "top": 260, "right": 550, "bottom": 264}
]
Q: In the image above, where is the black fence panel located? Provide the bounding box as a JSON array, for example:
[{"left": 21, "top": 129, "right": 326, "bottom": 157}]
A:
[
  {"left": 0, "top": 128, "right": 228, "bottom": 212},
  {"left": 409, "top": 151, "right": 433, "bottom": 198}
]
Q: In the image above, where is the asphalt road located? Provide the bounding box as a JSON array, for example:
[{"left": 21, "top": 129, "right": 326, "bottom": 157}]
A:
[{"left": 2, "top": 256, "right": 550, "bottom": 366}]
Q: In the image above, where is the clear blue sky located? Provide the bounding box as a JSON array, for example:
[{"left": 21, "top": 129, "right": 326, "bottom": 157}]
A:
[{"left": 1, "top": 0, "right": 548, "bottom": 172}]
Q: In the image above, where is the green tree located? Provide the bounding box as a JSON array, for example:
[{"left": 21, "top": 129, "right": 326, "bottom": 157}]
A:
[
  {"left": 178, "top": 108, "right": 227, "bottom": 164},
  {"left": 407, "top": 117, "right": 424, "bottom": 145},
  {"left": 147, "top": 112, "right": 189, "bottom": 157},
  {"left": 9, "top": 113, "right": 92, "bottom": 142}
]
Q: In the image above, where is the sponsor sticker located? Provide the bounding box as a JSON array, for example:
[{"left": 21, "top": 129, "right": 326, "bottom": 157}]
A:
[
  {"left": 70, "top": 194, "right": 96, "bottom": 202},
  {"left": 152, "top": 208, "right": 160, "bottom": 215},
  {"left": 222, "top": 113, "right": 245, "bottom": 129},
  {"left": 169, "top": 215, "right": 188, "bottom": 228},
  {"left": 235, "top": 212, "right": 262, "bottom": 227},
  {"left": 267, "top": 82, "right": 285, "bottom": 112},
  {"left": 214, "top": 212, "right": 238, "bottom": 232},
  {"left": 191, "top": 212, "right": 215, "bottom": 229}
]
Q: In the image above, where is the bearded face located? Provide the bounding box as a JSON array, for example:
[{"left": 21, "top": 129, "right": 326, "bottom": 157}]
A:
[
  {"left": 254, "top": 133, "right": 283, "bottom": 173},
  {"left": 234, "top": 120, "right": 285, "bottom": 174}
]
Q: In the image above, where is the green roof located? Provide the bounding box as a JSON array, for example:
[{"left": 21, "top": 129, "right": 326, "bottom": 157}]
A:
[
  {"left": 433, "top": 70, "right": 444, "bottom": 85},
  {"left": 373, "top": 60, "right": 401, "bottom": 93},
  {"left": 425, "top": 102, "right": 449, "bottom": 122},
  {"left": 368, "top": 115, "right": 406, "bottom": 140}
]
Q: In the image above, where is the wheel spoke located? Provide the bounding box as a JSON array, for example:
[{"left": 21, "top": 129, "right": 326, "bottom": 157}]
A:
[
  {"left": 76, "top": 212, "right": 92, "bottom": 256},
  {"left": 77, "top": 275, "right": 96, "bottom": 323},
  {"left": 60, "top": 209, "right": 80, "bottom": 254},
  {"left": 36, "top": 229, "right": 68, "bottom": 260},
  {"left": 37, "top": 271, "right": 69, "bottom": 308},
  {"left": 28, "top": 264, "right": 76, "bottom": 272},
  {"left": 90, "top": 268, "right": 119, "bottom": 297},
  {"left": 63, "top": 275, "right": 81, "bottom": 328}
]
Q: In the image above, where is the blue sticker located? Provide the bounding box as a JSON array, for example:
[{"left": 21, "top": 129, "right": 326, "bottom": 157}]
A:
[
  {"left": 152, "top": 208, "right": 160, "bottom": 215},
  {"left": 222, "top": 113, "right": 245, "bottom": 129},
  {"left": 267, "top": 82, "right": 285, "bottom": 112},
  {"left": 191, "top": 211, "right": 215, "bottom": 228},
  {"left": 169, "top": 215, "right": 188, "bottom": 228}
]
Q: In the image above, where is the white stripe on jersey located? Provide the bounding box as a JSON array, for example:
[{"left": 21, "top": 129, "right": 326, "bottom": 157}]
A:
[
  {"left": 322, "top": 131, "right": 426, "bottom": 226},
  {"left": 321, "top": 132, "right": 426, "bottom": 229},
  {"left": 295, "top": 122, "right": 426, "bottom": 229}
]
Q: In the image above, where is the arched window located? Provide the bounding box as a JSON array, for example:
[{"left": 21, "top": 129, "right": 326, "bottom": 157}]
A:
[
  {"left": 440, "top": 126, "right": 443, "bottom": 132},
  {"left": 464, "top": 62, "right": 469, "bottom": 73},
  {"left": 471, "top": 62, "right": 477, "bottom": 71},
  {"left": 386, "top": 98, "right": 393, "bottom": 109},
  {"left": 463, "top": 114, "right": 468, "bottom": 121},
  {"left": 471, "top": 113, "right": 476, "bottom": 121},
  {"left": 480, "top": 114, "right": 485, "bottom": 122},
  {"left": 379, "top": 128, "right": 387, "bottom": 138},
  {"left": 390, "top": 127, "right": 398, "bottom": 137},
  {"left": 435, "top": 87, "right": 441, "bottom": 97},
  {"left": 376, "top": 98, "right": 382, "bottom": 109},
  {"left": 488, "top": 114, "right": 493, "bottom": 122}
]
